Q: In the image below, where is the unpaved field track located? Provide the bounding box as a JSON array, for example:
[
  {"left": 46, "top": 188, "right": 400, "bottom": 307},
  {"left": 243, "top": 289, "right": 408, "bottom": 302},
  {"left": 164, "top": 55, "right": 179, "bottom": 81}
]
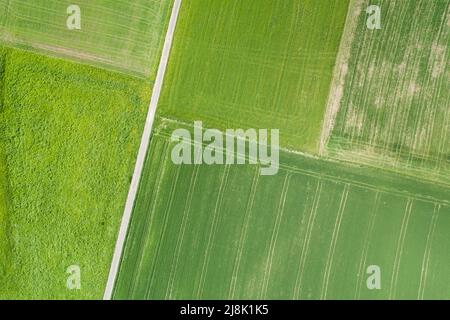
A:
[{"left": 103, "top": 0, "right": 182, "bottom": 300}]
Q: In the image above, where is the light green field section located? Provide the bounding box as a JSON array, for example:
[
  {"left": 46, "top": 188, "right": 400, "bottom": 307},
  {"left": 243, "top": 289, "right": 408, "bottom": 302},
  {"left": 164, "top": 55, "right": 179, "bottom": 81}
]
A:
[
  {"left": 158, "top": 0, "right": 349, "bottom": 153},
  {"left": 0, "top": 137, "right": 10, "bottom": 281},
  {"left": 0, "top": 47, "right": 150, "bottom": 299},
  {"left": 0, "top": 47, "right": 10, "bottom": 280},
  {"left": 0, "top": 153, "right": 9, "bottom": 281},
  {"left": 113, "top": 119, "right": 450, "bottom": 299},
  {"left": 0, "top": 0, "right": 173, "bottom": 77},
  {"left": 325, "top": 0, "right": 450, "bottom": 185}
]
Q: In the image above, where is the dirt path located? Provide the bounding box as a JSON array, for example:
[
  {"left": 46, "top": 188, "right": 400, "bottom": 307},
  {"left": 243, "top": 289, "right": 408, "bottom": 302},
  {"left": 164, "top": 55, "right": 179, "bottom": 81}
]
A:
[{"left": 103, "top": 0, "right": 183, "bottom": 300}]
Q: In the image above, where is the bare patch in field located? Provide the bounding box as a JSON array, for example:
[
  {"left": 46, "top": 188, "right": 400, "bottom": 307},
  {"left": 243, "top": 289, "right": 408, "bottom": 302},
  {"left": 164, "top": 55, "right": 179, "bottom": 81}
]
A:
[
  {"left": 345, "top": 103, "right": 364, "bottom": 132},
  {"left": 29, "top": 42, "right": 115, "bottom": 65},
  {"left": 407, "top": 81, "right": 421, "bottom": 97},
  {"left": 430, "top": 43, "right": 446, "bottom": 79}
]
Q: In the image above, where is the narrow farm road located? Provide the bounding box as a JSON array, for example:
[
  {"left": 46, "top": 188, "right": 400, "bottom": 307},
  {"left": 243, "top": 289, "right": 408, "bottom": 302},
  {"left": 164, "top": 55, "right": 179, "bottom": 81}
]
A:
[{"left": 103, "top": 0, "right": 183, "bottom": 300}]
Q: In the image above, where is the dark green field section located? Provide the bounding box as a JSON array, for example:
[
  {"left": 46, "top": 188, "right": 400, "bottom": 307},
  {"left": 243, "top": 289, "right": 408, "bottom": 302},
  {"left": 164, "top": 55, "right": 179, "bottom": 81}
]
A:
[
  {"left": 158, "top": 0, "right": 349, "bottom": 153},
  {"left": 326, "top": 0, "right": 450, "bottom": 185},
  {"left": 114, "top": 119, "right": 450, "bottom": 300},
  {"left": 0, "top": 48, "right": 150, "bottom": 299}
]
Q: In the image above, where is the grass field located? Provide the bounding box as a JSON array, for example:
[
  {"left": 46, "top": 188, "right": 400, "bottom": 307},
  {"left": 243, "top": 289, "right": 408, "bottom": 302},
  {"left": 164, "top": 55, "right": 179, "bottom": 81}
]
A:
[
  {"left": 113, "top": 119, "right": 450, "bottom": 299},
  {"left": 0, "top": 0, "right": 448, "bottom": 300},
  {"left": 0, "top": 47, "right": 151, "bottom": 299},
  {"left": 324, "top": 0, "right": 450, "bottom": 185},
  {"left": 0, "top": 146, "right": 10, "bottom": 281},
  {"left": 0, "top": 151, "right": 10, "bottom": 281},
  {"left": 0, "top": 47, "right": 11, "bottom": 280},
  {"left": 157, "top": 0, "right": 350, "bottom": 153},
  {"left": 0, "top": 0, "right": 173, "bottom": 77}
]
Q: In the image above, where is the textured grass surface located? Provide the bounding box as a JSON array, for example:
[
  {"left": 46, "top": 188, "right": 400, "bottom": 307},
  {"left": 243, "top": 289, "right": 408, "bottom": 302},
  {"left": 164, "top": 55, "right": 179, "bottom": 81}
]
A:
[
  {"left": 0, "top": 0, "right": 173, "bottom": 77},
  {"left": 0, "top": 148, "right": 10, "bottom": 281},
  {"left": 0, "top": 47, "right": 10, "bottom": 280},
  {"left": 325, "top": 0, "right": 450, "bottom": 185},
  {"left": 114, "top": 118, "right": 450, "bottom": 300},
  {"left": 0, "top": 47, "right": 150, "bottom": 299},
  {"left": 158, "top": 0, "right": 349, "bottom": 153},
  {"left": 0, "top": 155, "right": 9, "bottom": 281}
]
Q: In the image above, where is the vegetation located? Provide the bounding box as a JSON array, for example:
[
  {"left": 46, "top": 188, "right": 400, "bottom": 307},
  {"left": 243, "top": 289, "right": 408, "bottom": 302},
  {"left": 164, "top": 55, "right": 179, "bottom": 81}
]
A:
[
  {"left": 0, "top": 0, "right": 173, "bottom": 77},
  {"left": 0, "top": 0, "right": 449, "bottom": 300},
  {"left": 114, "top": 0, "right": 450, "bottom": 300},
  {"left": 158, "top": 0, "right": 350, "bottom": 153},
  {"left": 0, "top": 47, "right": 11, "bottom": 281},
  {"left": 0, "top": 47, "right": 150, "bottom": 298},
  {"left": 326, "top": 0, "right": 450, "bottom": 185},
  {"left": 114, "top": 119, "right": 450, "bottom": 299}
]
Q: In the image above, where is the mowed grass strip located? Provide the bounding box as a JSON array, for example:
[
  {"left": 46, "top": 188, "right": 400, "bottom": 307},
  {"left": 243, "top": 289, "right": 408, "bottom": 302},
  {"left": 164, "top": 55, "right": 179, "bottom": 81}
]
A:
[
  {"left": 0, "top": 47, "right": 150, "bottom": 299},
  {"left": 113, "top": 118, "right": 450, "bottom": 299},
  {"left": 157, "top": 0, "right": 350, "bottom": 153},
  {"left": 0, "top": 0, "right": 173, "bottom": 77},
  {"left": 326, "top": 0, "right": 450, "bottom": 185}
]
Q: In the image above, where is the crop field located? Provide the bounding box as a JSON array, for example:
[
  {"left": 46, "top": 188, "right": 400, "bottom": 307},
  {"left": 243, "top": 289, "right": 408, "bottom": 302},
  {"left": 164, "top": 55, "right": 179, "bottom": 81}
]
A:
[
  {"left": 0, "top": 47, "right": 151, "bottom": 299},
  {"left": 0, "top": 1, "right": 6, "bottom": 32},
  {"left": 158, "top": 0, "right": 350, "bottom": 153},
  {"left": 0, "top": 144, "right": 10, "bottom": 281},
  {"left": 0, "top": 0, "right": 448, "bottom": 301},
  {"left": 0, "top": 0, "right": 173, "bottom": 77},
  {"left": 113, "top": 119, "right": 450, "bottom": 300},
  {"left": 0, "top": 151, "right": 9, "bottom": 281},
  {"left": 324, "top": 0, "right": 450, "bottom": 185},
  {"left": 0, "top": 47, "right": 10, "bottom": 280}
]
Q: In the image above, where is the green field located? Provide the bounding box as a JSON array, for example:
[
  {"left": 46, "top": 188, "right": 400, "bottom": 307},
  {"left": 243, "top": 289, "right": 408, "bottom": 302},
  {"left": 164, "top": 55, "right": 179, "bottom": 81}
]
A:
[
  {"left": 0, "top": 47, "right": 10, "bottom": 280},
  {"left": 0, "top": 47, "right": 151, "bottom": 299},
  {"left": 324, "top": 0, "right": 450, "bottom": 185},
  {"left": 0, "top": 0, "right": 448, "bottom": 300},
  {"left": 158, "top": 0, "right": 350, "bottom": 153},
  {"left": 114, "top": 119, "right": 450, "bottom": 299},
  {"left": 0, "top": 145, "right": 10, "bottom": 281},
  {"left": 0, "top": 151, "right": 10, "bottom": 281},
  {"left": 0, "top": 1, "right": 7, "bottom": 32},
  {"left": 111, "top": 0, "right": 450, "bottom": 300},
  {"left": 0, "top": 0, "right": 173, "bottom": 77}
]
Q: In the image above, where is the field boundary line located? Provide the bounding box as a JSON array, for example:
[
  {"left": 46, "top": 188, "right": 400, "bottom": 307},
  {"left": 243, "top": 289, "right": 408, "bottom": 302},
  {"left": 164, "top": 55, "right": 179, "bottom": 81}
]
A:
[
  {"left": 151, "top": 124, "right": 450, "bottom": 206},
  {"left": 103, "top": 0, "right": 182, "bottom": 300},
  {"left": 319, "top": 0, "right": 363, "bottom": 155}
]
